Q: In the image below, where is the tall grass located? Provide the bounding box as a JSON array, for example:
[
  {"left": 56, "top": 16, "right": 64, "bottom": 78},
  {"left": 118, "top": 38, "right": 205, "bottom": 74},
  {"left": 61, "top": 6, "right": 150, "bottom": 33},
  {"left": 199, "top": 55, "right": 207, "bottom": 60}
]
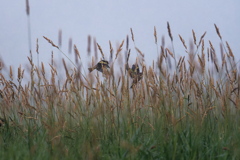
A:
[{"left": 0, "top": 23, "right": 239, "bottom": 160}]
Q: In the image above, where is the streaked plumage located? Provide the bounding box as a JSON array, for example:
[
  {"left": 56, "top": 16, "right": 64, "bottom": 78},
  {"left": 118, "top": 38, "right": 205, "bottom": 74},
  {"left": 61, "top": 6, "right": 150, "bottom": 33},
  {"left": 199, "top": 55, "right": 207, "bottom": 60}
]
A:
[
  {"left": 88, "top": 60, "right": 110, "bottom": 73},
  {"left": 130, "top": 72, "right": 143, "bottom": 88},
  {"left": 126, "top": 64, "right": 143, "bottom": 88},
  {"left": 126, "top": 64, "right": 139, "bottom": 78}
]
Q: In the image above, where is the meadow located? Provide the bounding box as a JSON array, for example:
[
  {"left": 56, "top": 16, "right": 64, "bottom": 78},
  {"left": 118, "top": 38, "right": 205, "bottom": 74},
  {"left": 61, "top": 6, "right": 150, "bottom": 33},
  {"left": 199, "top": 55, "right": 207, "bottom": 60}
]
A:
[{"left": 0, "top": 21, "right": 240, "bottom": 160}]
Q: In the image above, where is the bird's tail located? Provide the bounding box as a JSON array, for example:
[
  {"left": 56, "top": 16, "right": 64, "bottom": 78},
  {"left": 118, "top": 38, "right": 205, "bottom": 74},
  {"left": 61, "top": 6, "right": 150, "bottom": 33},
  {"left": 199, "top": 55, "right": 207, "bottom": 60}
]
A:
[{"left": 88, "top": 67, "right": 94, "bottom": 72}]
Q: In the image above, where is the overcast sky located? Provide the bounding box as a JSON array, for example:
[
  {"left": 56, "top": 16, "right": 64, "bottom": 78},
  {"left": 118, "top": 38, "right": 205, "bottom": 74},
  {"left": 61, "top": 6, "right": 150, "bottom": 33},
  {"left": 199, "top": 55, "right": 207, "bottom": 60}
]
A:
[{"left": 0, "top": 0, "right": 239, "bottom": 80}]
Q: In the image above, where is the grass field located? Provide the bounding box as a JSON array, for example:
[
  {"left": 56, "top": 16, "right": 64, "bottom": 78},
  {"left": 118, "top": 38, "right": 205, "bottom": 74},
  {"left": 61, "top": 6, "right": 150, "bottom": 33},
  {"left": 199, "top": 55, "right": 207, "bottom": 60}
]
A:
[{"left": 0, "top": 22, "right": 240, "bottom": 160}]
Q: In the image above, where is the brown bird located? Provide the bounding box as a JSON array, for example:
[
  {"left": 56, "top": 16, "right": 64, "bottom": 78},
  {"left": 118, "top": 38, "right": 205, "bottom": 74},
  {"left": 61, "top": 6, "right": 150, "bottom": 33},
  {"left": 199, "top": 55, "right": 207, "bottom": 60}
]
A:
[
  {"left": 126, "top": 64, "right": 139, "bottom": 78},
  {"left": 130, "top": 72, "right": 143, "bottom": 88},
  {"left": 126, "top": 63, "right": 143, "bottom": 88},
  {"left": 88, "top": 60, "right": 110, "bottom": 73}
]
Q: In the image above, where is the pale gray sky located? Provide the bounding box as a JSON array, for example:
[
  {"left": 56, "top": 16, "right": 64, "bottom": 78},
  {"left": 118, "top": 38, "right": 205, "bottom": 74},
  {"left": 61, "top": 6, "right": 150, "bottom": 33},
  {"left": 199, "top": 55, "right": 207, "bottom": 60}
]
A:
[{"left": 0, "top": 0, "right": 239, "bottom": 79}]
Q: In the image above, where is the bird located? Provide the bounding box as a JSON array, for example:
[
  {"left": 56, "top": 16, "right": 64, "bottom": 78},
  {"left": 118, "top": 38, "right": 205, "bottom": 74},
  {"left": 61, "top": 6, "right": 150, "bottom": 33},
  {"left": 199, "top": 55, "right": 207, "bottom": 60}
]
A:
[
  {"left": 130, "top": 72, "right": 143, "bottom": 88},
  {"left": 88, "top": 60, "right": 110, "bottom": 73},
  {"left": 126, "top": 64, "right": 143, "bottom": 88},
  {"left": 126, "top": 64, "right": 140, "bottom": 78}
]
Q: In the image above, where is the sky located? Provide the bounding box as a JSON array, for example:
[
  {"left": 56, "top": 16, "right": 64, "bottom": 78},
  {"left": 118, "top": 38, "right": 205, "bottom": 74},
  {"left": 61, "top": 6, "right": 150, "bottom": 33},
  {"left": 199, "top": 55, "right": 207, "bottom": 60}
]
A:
[{"left": 0, "top": 0, "right": 239, "bottom": 81}]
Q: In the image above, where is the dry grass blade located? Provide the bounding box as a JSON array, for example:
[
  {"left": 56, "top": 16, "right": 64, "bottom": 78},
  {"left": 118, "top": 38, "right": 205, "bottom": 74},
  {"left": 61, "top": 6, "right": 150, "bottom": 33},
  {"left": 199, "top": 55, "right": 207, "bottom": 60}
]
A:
[
  {"left": 26, "top": 0, "right": 30, "bottom": 15},
  {"left": 9, "top": 66, "right": 13, "bottom": 80},
  {"left": 43, "top": 36, "right": 59, "bottom": 49},
  {"left": 214, "top": 24, "right": 222, "bottom": 40},
  {"left": 135, "top": 47, "right": 144, "bottom": 57},
  {"left": 58, "top": 29, "right": 62, "bottom": 47},
  {"left": 229, "top": 98, "right": 236, "bottom": 107},
  {"left": 148, "top": 122, "right": 155, "bottom": 131},
  {"left": 172, "top": 115, "right": 186, "bottom": 126},
  {"left": 167, "top": 22, "right": 173, "bottom": 41},
  {"left": 87, "top": 35, "right": 91, "bottom": 55},
  {"left": 177, "top": 57, "right": 182, "bottom": 68},
  {"left": 109, "top": 40, "right": 113, "bottom": 61},
  {"left": 62, "top": 59, "right": 70, "bottom": 79},
  {"left": 154, "top": 26, "right": 157, "bottom": 44},
  {"left": 201, "top": 107, "right": 215, "bottom": 125},
  {"left": 41, "top": 62, "right": 45, "bottom": 76},
  {"left": 166, "top": 48, "right": 174, "bottom": 58},
  {"left": 17, "top": 64, "right": 21, "bottom": 81},
  {"left": 209, "top": 40, "right": 215, "bottom": 52},
  {"left": 115, "top": 39, "right": 125, "bottom": 60},
  {"left": 201, "top": 40, "right": 205, "bottom": 69},
  {"left": 97, "top": 43, "right": 105, "bottom": 60},
  {"left": 51, "top": 51, "right": 54, "bottom": 65},
  {"left": 179, "top": 35, "right": 187, "bottom": 49},
  {"left": 36, "top": 38, "right": 39, "bottom": 54},
  {"left": 68, "top": 37, "right": 72, "bottom": 54},
  {"left": 192, "top": 29, "right": 196, "bottom": 45},
  {"left": 126, "top": 35, "right": 129, "bottom": 51},
  {"left": 74, "top": 45, "right": 81, "bottom": 60},
  {"left": 94, "top": 37, "right": 98, "bottom": 61},
  {"left": 27, "top": 56, "right": 33, "bottom": 66},
  {"left": 222, "top": 54, "right": 226, "bottom": 68},
  {"left": 186, "top": 112, "right": 195, "bottom": 120},
  {"left": 127, "top": 49, "right": 131, "bottom": 62},
  {"left": 197, "top": 32, "right": 207, "bottom": 48},
  {"left": 226, "top": 41, "right": 234, "bottom": 60},
  {"left": 49, "top": 63, "right": 58, "bottom": 75},
  {"left": 130, "top": 28, "right": 134, "bottom": 42},
  {"left": 161, "top": 46, "right": 165, "bottom": 59},
  {"left": 197, "top": 54, "right": 204, "bottom": 68},
  {"left": 207, "top": 48, "right": 210, "bottom": 62},
  {"left": 51, "top": 135, "right": 61, "bottom": 142}
]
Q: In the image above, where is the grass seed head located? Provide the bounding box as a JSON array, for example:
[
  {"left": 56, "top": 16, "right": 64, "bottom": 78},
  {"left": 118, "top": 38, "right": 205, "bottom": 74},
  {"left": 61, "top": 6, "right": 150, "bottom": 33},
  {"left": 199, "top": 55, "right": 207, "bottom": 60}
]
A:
[
  {"left": 154, "top": 26, "right": 157, "bottom": 44},
  {"left": 167, "top": 22, "right": 173, "bottom": 41},
  {"left": 26, "top": 0, "right": 30, "bottom": 15},
  {"left": 130, "top": 28, "right": 134, "bottom": 42},
  {"left": 214, "top": 23, "right": 222, "bottom": 40},
  {"left": 192, "top": 29, "right": 196, "bottom": 45},
  {"left": 43, "top": 36, "right": 59, "bottom": 49},
  {"left": 97, "top": 43, "right": 105, "bottom": 60}
]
